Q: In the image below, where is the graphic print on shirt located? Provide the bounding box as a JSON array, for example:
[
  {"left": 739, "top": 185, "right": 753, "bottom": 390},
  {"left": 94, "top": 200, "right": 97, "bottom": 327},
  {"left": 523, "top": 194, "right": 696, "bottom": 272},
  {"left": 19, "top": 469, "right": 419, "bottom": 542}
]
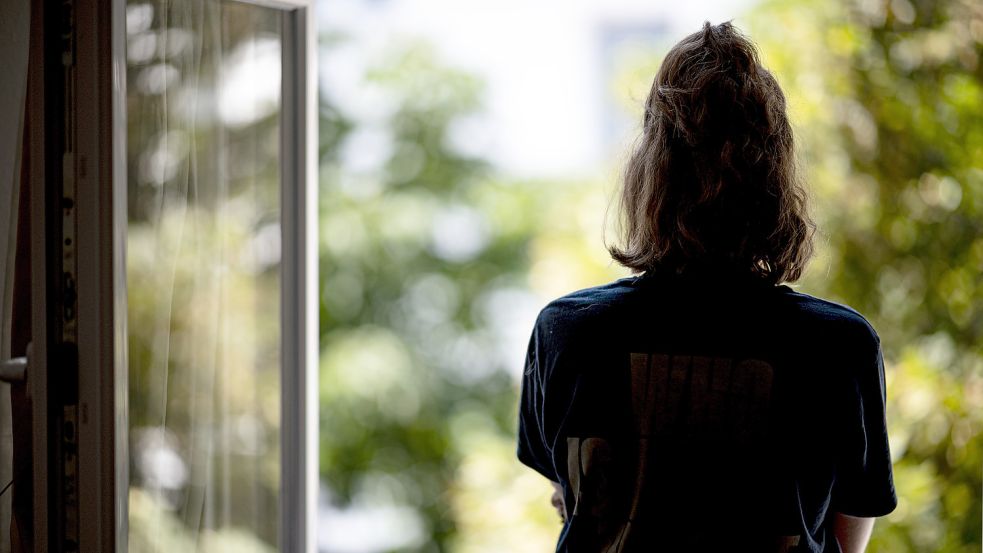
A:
[
  {"left": 565, "top": 353, "right": 775, "bottom": 552},
  {"left": 628, "top": 353, "right": 774, "bottom": 440}
]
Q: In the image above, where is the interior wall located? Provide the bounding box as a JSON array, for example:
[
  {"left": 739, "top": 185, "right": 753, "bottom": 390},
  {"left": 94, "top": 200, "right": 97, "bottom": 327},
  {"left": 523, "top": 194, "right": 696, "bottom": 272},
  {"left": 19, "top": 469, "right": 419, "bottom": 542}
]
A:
[{"left": 0, "top": 1, "right": 31, "bottom": 551}]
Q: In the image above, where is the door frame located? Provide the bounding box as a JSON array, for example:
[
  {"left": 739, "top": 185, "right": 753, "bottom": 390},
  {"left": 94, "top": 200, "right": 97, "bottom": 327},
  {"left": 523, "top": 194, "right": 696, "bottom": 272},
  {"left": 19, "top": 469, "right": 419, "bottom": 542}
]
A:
[
  {"left": 26, "top": 0, "right": 51, "bottom": 550},
  {"left": 74, "top": 0, "right": 128, "bottom": 549},
  {"left": 67, "top": 0, "right": 318, "bottom": 550}
]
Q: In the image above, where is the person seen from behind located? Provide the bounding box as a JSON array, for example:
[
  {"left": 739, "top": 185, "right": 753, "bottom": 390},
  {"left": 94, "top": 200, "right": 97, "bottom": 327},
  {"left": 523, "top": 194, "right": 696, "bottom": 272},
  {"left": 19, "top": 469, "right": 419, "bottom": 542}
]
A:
[{"left": 516, "top": 21, "right": 897, "bottom": 553}]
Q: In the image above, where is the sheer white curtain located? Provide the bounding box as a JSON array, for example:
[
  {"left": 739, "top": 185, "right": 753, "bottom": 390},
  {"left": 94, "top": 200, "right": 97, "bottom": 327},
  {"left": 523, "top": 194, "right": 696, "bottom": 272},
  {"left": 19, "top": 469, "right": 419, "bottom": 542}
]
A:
[{"left": 125, "top": 2, "right": 284, "bottom": 551}]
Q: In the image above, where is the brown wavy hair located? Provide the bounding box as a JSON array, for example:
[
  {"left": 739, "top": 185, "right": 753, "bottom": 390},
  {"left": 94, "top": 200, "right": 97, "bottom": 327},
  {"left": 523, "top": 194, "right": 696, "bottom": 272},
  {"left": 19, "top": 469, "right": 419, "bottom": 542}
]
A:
[{"left": 608, "top": 22, "right": 813, "bottom": 284}]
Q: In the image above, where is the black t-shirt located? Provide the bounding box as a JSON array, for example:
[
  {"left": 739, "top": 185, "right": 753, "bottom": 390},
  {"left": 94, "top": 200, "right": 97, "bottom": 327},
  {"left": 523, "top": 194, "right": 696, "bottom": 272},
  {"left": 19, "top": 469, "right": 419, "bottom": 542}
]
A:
[{"left": 517, "top": 271, "right": 897, "bottom": 553}]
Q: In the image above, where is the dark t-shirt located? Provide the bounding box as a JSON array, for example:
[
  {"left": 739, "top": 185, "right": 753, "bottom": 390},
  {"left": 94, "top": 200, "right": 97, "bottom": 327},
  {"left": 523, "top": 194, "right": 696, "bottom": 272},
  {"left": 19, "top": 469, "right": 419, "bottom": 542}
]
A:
[{"left": 517, "top": 271, "right": 897, "bottom": 552}]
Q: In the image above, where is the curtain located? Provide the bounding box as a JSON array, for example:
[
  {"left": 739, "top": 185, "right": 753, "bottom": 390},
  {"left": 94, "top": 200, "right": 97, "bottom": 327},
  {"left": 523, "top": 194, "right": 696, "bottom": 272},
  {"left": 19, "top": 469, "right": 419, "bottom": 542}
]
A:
[{"left": 125, "top": 2, "right": 284, "bottom": 551}]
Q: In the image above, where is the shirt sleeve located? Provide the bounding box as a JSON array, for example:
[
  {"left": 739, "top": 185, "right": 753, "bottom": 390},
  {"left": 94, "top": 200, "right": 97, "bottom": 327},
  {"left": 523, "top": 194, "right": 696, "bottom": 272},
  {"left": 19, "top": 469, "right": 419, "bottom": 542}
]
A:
[
  {"left": 516, "top": 318, "right": 559, "bottom": 482},
  {"left": 831, "top": 333, "right": 898, "bottom": 517}
]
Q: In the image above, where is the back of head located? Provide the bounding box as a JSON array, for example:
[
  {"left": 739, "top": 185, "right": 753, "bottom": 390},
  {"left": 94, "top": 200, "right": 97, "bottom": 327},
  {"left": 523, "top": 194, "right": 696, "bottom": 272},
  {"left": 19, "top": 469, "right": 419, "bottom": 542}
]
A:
[{"left": 609, "top": 22, "right": 813, "bottom": 285}]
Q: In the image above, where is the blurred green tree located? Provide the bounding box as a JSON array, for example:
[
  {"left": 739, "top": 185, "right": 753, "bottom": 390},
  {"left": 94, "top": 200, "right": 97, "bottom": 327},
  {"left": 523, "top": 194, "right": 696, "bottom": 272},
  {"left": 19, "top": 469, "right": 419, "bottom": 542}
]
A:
[
  {"left": 748, "top": 0, "right": 982, "bottom": 551},
  {"left": 314, "top": 0, "right": 982, "bottom": 549},
  {"left": 317, "top": 43, "right": 558, "bottom": 551}
]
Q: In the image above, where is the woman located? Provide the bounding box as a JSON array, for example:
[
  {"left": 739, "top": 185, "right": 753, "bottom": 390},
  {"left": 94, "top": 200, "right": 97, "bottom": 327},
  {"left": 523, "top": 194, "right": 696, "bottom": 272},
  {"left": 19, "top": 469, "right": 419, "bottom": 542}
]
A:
[{"left": 517, "top": 22, "right": 896, "bottom": 553}]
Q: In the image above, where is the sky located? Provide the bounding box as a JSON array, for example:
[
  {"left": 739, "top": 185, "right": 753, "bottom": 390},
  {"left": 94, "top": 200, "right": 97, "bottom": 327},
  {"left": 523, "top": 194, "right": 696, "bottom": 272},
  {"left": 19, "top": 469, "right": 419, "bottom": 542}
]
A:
[{"left": 317, "top": 0, "right": 759, "bottom": 179}]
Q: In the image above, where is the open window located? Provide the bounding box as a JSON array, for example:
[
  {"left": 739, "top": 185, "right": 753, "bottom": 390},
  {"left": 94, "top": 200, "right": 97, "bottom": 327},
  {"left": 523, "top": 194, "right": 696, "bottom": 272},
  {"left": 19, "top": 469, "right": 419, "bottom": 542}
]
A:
[
  {"left": 6, "top": 0, "right": 317, "bottom": 550},
  {"left": 120, "top": 1, "right": 317, "bottom": 551}
]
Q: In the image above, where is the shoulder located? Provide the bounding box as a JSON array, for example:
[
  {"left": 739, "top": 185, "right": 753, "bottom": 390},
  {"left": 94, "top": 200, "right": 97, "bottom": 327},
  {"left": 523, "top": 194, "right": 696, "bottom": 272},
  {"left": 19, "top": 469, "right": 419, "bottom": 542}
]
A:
[
  {"left": 776, "top": 287, "right": 881, "bottom": 347},
  {"left": 534, "top": 276, "right": 641, "bottom": 337}
]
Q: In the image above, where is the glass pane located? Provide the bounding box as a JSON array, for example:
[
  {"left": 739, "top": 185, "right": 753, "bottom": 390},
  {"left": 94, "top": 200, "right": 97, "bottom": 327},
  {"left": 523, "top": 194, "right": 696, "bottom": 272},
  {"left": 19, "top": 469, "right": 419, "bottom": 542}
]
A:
[{"left": 124, "top": 1, "right": 283, "bottom": 551}]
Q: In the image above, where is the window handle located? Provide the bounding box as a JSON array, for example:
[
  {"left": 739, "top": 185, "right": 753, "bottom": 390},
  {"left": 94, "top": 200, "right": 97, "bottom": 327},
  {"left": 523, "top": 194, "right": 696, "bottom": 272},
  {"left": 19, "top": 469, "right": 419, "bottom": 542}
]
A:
[{"left": 0, "top": 343, "right": 29, "bottom": 384}]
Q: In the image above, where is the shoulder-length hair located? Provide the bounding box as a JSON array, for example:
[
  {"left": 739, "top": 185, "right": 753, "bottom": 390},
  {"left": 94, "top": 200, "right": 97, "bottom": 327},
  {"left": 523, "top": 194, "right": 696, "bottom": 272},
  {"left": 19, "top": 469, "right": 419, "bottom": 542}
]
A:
[{"left": 608, "top": 22, "right": 813, "bottom": 284}]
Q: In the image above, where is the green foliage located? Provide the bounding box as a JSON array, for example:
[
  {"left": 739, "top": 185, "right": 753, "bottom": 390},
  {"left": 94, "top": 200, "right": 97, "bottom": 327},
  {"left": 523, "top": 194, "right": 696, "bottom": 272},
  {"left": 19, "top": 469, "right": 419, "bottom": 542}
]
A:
[
  {"left": 317, "top": 44, "right": 555, "bottom": 551},
  {"left": 317, "top": 2, "right": 982, "bottom": 550},
  {"left": 748, "top": 0, "right": 982, "bottom": 550}
]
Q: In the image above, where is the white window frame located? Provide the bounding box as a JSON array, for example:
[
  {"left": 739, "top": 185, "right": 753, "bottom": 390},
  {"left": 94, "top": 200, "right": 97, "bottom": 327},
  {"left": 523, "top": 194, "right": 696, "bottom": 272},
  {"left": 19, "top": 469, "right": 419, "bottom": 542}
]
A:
[
  {"left": 275, "top": 3, "right": 319, "bottom": 552},
  {"left": 68, "top": 0, "right": 319, "bottom": 551}
]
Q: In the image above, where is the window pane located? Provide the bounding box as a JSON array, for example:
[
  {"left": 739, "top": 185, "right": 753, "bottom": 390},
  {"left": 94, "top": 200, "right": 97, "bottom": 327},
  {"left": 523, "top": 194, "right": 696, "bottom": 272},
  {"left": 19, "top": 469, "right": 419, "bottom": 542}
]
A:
[{"left": 125, "top": 1, "right": 283, "bottom": 551}]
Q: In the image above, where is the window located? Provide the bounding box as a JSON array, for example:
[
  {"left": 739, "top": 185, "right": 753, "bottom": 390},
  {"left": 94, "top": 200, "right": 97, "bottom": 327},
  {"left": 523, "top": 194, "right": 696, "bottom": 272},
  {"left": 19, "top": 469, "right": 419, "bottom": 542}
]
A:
[
  {"left": 122, "top": 1, "right": 316, "bottom": 550},
  {"left": 21, "top": 0, "right": 319, "bottom": 550}
]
